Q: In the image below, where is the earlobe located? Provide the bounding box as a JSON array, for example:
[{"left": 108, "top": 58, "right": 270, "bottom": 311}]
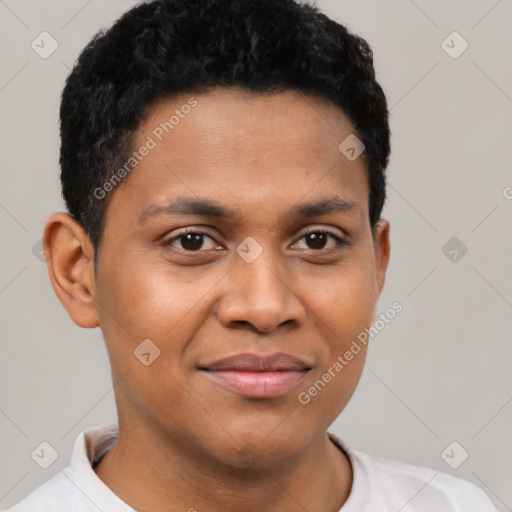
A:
[
  {"left": 373, "top": 219, "right": 390, "bottom": 295},
  {"left": 43, "top": 212, "right": 99, "bottom": 328}
]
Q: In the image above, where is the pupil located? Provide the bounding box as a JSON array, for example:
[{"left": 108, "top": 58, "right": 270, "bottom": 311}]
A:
[
  {"left": 181, "top": 233, "right": 203, "bottom": 251},
  {"left": 308, "top": 232, "right": 326, "bottom": 250}
]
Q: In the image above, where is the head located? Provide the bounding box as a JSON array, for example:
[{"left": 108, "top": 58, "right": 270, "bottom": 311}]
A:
[{"left": 45, "top": 0, "right": 391, "bottom": 467}]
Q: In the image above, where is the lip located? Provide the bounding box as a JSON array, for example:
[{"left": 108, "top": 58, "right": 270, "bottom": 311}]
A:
[{"left": 199, "top": 352, "right": 312, "bottom": 399}]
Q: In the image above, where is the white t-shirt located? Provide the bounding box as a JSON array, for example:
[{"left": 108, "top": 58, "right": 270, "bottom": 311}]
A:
[{"left": 4, "top": 423, "right": 497, "bottom": 512}]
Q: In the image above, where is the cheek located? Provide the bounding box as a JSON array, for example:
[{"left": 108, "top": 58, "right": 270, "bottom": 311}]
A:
[
  {"left": 290, "top": 260, "right": 375, "bottom": 410},
  {"left": 296, "top": 271, "right": 373, "bottom": 423},
  {"left": 303, "top": 259, "right": 377, "bottom": 348},
  {"left": 96, "top": 251, "right": 217, "bottom": 340}
]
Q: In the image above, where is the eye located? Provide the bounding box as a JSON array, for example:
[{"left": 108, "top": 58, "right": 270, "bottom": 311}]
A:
[
  {"left": 163, "top": 229, "right": 219, "bottom": 252},
  {"left": 162, "top": 227, "right": 347, "bottom": 254},
  {"left": 292, "top": 229, "right": 347, "bottom": 251}
]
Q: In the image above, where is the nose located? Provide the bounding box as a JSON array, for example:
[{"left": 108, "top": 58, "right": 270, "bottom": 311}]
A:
[{"left": 216, "top": 249, "right": 306, "bottom": 334}]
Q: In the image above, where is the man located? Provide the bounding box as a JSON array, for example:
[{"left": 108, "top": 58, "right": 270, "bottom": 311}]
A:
[{"left": 7, "top": 0, "right": 497, "bottom": 510}]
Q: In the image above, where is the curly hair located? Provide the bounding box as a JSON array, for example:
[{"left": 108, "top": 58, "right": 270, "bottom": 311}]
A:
[{"left": 60, "top": 0, "right": 390, "bottom": 252}]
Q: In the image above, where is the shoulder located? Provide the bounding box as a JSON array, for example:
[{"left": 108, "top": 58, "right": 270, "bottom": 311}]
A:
[
  {"left": 329, "top": 434, "right": 497, "bottom": 511},
  {"left": 4, "top": 423, "right": 127, "bottom": 512},
  {"left": 360, "top": 449, "right": 495, "bottom": 510},
  {"left": 4, "top": 469, "right": 90, "bottom": 512}
]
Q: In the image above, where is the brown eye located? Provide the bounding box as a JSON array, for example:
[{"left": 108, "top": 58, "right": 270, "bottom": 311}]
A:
[
  {"left": 304, "top": 232, "right": 328, "bottom": 250},
  {"left": 164, "top": 230, "right": 218, "bottom": 252},
  {"left": 293, "top": 230, "right": 346, "bottom": 251}
]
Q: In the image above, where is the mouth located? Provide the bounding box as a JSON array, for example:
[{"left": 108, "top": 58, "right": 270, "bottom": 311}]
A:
[{"left": 198, "top": 352, "right": 312, "bottom": 399}]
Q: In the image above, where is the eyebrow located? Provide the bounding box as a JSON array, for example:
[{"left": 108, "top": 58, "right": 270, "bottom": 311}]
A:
[{"left": 138, "top": 195, "right": 360, "bottom": 224}]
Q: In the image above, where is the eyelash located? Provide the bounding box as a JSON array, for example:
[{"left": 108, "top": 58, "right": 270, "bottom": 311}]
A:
[{"left": 162, "top": 227, "right": 348, "bottom": 253}]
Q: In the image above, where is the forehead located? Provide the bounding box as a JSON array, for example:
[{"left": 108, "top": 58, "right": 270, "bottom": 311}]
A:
[
  {"left": 138, "top": 87, "right": 357, "bottom": 162},
  {"left": 105, "top": 87, "right": 369, "bottom": 226}
]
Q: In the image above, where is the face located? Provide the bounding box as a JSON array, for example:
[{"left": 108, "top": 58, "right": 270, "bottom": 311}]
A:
[{"left": 55, "top": 88, "right": 389, "bottom": 467}]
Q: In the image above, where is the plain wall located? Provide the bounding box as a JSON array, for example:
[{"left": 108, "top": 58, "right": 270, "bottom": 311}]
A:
[{"left": 1, "top": 0, "right": 510, "bottom": 510}]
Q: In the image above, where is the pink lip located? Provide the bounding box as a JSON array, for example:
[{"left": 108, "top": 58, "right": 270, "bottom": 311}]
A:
[
  {"left": 199, "top": 352, "right": 312, "bottom": 398},
  {"left": 204, "top": 370, "right": 309, "bottom": 398}
]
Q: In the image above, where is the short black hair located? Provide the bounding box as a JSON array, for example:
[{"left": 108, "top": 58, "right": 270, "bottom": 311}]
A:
[{"left": 60, "top": 0, "right": 390, "bottom": 254}]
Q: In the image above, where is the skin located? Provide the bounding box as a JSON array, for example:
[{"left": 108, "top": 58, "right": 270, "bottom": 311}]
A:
[{"left": 44, "top": 87, "right": 390, "bottom": 512}]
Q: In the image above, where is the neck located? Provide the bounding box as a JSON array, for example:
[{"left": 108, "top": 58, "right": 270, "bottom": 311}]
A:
[{"left": 94, "top": 421, "right": 353, "bottom": 512}]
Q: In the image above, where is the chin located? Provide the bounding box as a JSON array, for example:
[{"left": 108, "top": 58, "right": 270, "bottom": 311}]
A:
[{"left": 203, "top": 427, "right": 313, "bottom": 470}]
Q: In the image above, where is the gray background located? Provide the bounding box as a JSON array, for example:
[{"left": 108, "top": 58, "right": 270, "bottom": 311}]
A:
[{"left": 1, "top": 0, "right": 510, "bottom": 510}]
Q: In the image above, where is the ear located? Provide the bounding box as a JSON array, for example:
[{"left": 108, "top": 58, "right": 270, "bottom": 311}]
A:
[
  {"left": 372, "top": 219, "right": 390, "bottom": 297},
  {"left": 43, "top": 212, "right": 99, "bottom": 328}
]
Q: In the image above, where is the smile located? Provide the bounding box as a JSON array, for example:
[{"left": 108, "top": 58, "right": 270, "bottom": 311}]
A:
[
  {"left": 203, "top": 369, "right": 310, "bottom": 398},
  {"left": 199, "top": 352, "right": 312, "bottom": 399}
]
